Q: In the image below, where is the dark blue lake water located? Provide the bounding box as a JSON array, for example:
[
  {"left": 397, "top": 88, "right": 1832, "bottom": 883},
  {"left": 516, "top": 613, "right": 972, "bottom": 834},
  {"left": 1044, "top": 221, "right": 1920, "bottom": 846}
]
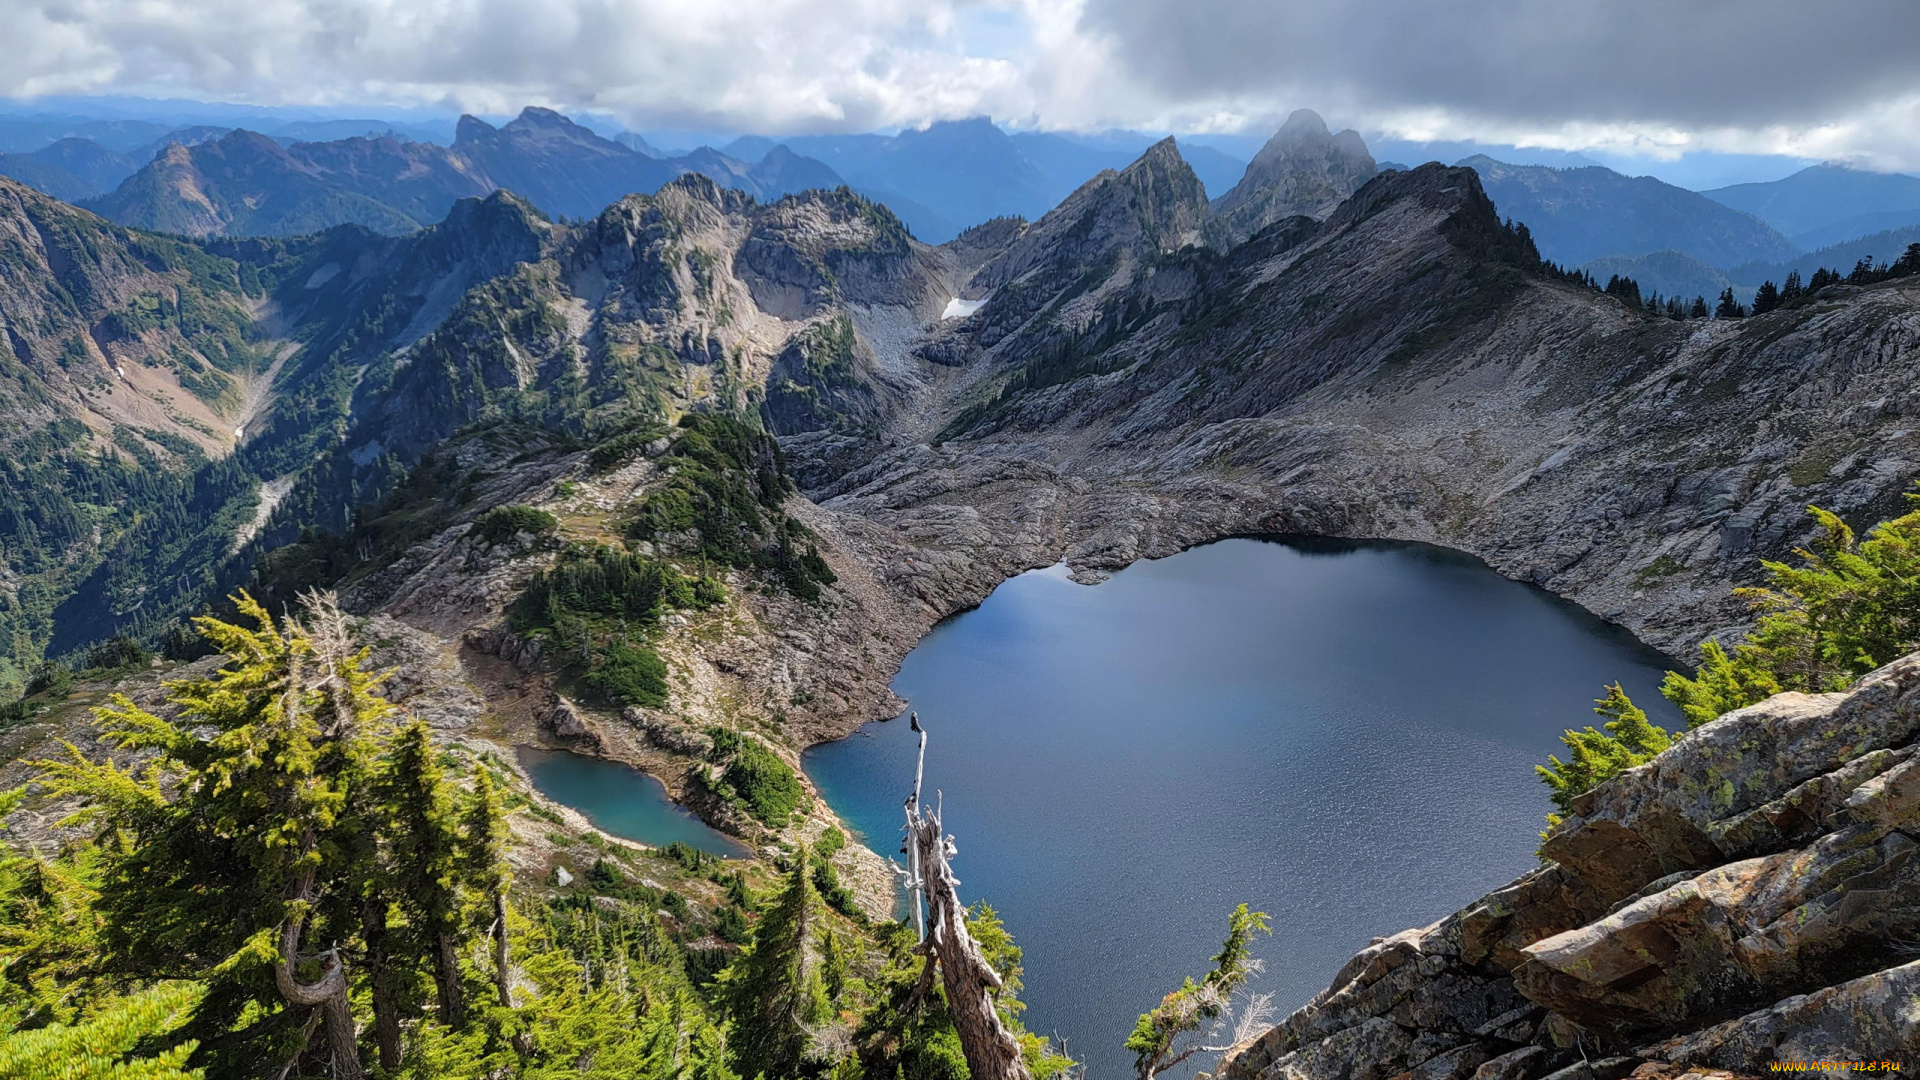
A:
[
  {"left": 803, "top": 537, "right": 1681, "bottom": 1079},
  {"left": 516, "top": 747, "right": 748, "bottom": 858}
]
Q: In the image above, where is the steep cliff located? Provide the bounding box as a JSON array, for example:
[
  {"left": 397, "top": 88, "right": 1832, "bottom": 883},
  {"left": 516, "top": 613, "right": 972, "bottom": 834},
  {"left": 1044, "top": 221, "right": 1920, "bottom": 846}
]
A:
[
  {"left": 3, "top": 125, "right": 1919, "bottom": 1077},
  {"left": 801, "top": 159, "right": 1920, "bottom": 659},
  {"left": 1220, "top": 654, "right": 1920, "bottom": 1079},
  {"left": 1208, "top": 109, "right": 1378, "bottom": 248}
]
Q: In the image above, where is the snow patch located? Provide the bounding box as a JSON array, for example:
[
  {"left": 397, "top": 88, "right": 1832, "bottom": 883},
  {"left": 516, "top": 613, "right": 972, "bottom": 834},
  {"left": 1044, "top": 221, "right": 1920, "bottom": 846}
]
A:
[
  {"left": 304, "top": 263, "right": 341, "bottom": 289},
  {"left": 941, "top": 297, "right": 987, "bottom": 320}
]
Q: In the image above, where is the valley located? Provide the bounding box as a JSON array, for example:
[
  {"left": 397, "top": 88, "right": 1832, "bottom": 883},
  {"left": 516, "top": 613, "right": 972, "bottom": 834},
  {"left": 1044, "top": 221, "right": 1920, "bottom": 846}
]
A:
[{"left": 1, "top": 102, "right": 1917, "bottom": 1077}]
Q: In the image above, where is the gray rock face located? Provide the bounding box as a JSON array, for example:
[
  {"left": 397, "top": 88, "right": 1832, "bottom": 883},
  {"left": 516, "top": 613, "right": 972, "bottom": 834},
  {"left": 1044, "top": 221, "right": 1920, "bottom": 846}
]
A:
[
  {"left": 1208, "top": 109, "right": 1377, "bottom": 247},
  {"left": 538, "top": 695, "right": 599, "bottom": 745},
  {"left": 624, "top": 707, "right": 715, "bottom": 757},
  {"left": 1219, "top": 655, "right": 1920, "bottom": 1080},
  {"left": 802, "top": 159, "right": 1920, "bottom": 662},
  {"left": 1641, "top": 960, "right": 1919, "bottom": 1068}
]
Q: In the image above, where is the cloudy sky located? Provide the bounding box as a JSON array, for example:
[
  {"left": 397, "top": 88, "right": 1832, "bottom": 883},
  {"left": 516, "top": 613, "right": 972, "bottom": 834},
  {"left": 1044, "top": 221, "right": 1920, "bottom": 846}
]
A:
[{"left": 7, "top": 0, "right": 1920, "bottom": 173}]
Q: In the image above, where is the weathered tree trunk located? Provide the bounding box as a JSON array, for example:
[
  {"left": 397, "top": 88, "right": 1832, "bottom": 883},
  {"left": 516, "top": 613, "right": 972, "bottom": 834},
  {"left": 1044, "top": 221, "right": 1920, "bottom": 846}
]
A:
[
  {"left": 435, "top": 930, "right": 467, "bottom": 1028},
  {"left": 276, "top": 864, "right": 365, "bottom": 1080},
  {"left": 321, "top": 992, "right": 363, "bottom": 1078},
  {"left": 361, "top": 902, "right": 403, "bottom": 1069},
  {"left": 489, "top": 894, "right": 535, "bottom": 1060},
  {"left": 904, "top": 716, "right": 1032, "bottom": 1080}
]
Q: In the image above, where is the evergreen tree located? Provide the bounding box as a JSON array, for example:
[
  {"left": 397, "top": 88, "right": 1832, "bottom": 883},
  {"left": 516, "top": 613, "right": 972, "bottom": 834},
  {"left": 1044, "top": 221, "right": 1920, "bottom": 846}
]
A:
[
  {"left": 1547, "top": 490, "right": 1920, "bottom": 815},
  {"left": 1126, "top": 904, "right": 1272, "bottom": 1080},
  {"left": 719, "top": 848, "right": 831, "bottom": 1079},
  {"left": 1809, "top": 267, "right": 1838, "bottom": 292},
  {"left": 376, "top": 722, "right": 468, "bottom": 1029},
  {"left": 1751, "top": 280, "right": 1782, "bottom": 315},
  {"left": 1689, "top": 295, "right": 1709, "bottom": 319},
  {"left": 38, "top": 592, "right": 388, "bottom": 1078},
  {"left": 1664, "top": 501, "right": 1920, "bottom": 713},
  {"left": 457, "top": 767, "right": 534, "bottom": 1061},
  {"left": 1535, "top": 684, "right": 1672, "bottom": 824},
  {"left": 0, "top": 982, "right": 203, "bottom": 1079},
  {"left": 1714, "top": 287, "right": 1746, "bottom": 318},
  {"left": 1781, "top": 270, "right": 1804, "bottom": 301}
]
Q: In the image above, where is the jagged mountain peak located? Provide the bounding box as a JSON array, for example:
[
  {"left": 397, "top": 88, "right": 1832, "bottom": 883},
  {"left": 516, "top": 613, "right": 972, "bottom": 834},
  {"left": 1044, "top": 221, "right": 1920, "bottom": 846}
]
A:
[
  {"left": 1271, "top": 107, "right": 1330, "bottom": 140},
  {"left": 440, "top": 187, "right": 553, "bottom": 234},
  {"left": 453, "top": 113, "right": 496, "bottom": 145},
  {"left": 1326, "top": 160, "right": 1484, "bottom": 225},
  {"left": 967, "top": 136, "right": 1206, "bottom": 299},
  {"left": 1208, "top": 109, "right": 1378, "bottom": 248},
  {"left": 1129, "top": 135, "right": 1187, "bottom": 174},
  {"left": 505, "top": 105, "right": 573, "bottom": 129}
]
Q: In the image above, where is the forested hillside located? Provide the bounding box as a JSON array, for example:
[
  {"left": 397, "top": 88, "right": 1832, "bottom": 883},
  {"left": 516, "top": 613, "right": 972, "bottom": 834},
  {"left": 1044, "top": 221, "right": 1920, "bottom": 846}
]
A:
[{"left": 2, "top": 128, "right": 1920, "bottom": 1078}]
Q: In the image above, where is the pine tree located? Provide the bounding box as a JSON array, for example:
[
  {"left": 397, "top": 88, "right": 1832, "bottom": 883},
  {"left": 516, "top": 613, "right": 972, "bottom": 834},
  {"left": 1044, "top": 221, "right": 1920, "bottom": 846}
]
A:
[
  {"left": 1751, "top": 280, "right": 1782, "bottom": 315},
  {"left": 1689, "top": 295, "right": 1709, "bottom": 319},
  {"left": 0, "top": 982, "right": 203, "bottom": 1079},
  {"left": 38, "top": 591, "right": 387, "bottom": 1078},
  {"left": 719, "top": 848, "right": 831, "bottom": 1079},
  {"left": 457, "top": 767, "right": 533, "bottom": 1060},
  {"left": 1127, "top": 904, "right": 1272, "bottom": 1080},
  {"left": 1536, "top": 683, "right": 1672, "bottom": 823},
  {"left": 377, "top": 722, "right": 467, "bottom": 1029},
  {"left": 1781, "top": 270, "right": 1804, "bottom": 301},
  {"left": 1714, "top": 287, "right": 1746, "bottom": 318}
]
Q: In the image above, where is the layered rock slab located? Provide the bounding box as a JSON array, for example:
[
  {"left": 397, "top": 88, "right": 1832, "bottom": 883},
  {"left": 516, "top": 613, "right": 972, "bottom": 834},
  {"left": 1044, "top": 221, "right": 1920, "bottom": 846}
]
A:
[{"left": 1221, "top": 656, "right": 1920, "bottom": 1080}]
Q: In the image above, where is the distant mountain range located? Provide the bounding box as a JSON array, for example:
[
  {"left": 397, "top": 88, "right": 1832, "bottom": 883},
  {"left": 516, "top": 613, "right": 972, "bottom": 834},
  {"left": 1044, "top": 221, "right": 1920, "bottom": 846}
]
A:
[
  {"left": 14, "top": 100, "right": 1920, "bottom": 303},
  {"left": 70, "top": 109, "right": 874, "bottom": 238},
  {"left": 1462, "top": 155, "right": 1800, "bottom": 268},
  {"left": 9, "top": 108, "right": 1254, "bottom": 246},
  {"left": 718, "top": 121, "right": 1250, "bottom": 242},
  {"left": 1703, "top": 164, "right": 1920, "bottom": 249}
]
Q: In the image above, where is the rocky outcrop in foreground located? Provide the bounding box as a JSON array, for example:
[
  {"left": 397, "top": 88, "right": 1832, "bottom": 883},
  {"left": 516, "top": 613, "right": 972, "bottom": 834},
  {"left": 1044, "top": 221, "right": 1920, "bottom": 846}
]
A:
[{"left": 1222, "top": 656, "right": 1920, "bottom": 1080}]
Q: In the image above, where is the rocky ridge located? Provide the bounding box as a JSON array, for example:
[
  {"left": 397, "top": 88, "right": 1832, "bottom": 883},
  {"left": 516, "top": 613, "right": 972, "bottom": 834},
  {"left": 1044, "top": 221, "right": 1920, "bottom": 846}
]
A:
[
  {"left": 1218, "top": 652, "right": 1920, "bottom": 1078},
  {"left": 6, "top": 126, "right": 1920, "bottom": 1067}
]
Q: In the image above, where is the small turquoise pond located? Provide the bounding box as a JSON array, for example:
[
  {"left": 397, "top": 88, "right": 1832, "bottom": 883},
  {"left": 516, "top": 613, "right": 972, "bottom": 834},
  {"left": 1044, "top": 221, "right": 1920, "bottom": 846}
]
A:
[{"left": 515, "top": 747, "right": 748, "bottom": 857}]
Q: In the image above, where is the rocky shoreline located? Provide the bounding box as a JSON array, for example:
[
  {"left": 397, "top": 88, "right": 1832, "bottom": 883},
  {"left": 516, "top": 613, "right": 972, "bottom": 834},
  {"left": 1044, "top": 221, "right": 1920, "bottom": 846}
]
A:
[{"left": 1218, "top": 651, "right": 1920, "bottom": 1080}]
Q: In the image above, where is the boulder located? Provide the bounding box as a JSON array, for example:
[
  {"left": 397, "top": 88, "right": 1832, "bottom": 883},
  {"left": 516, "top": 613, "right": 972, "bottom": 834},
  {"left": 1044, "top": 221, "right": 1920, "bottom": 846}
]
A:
[
  {"left": 1471, "top": 1047, "right": 1550, "bottom": 1080},
  {"left": 1641, "top": 960, "right": 1920, "bottom": 1068},
  {"left": 538, "top": 695, "right": 600, "bottom": 745},
  {"left": 624, "top": 706, "right": 714, "bottom": 756}
]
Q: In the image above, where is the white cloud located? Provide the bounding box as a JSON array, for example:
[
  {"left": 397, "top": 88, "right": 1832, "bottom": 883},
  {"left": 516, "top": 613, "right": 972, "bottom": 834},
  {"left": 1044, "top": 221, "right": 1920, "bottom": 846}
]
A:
[{"left": 3, "top": 0, "right": 1920, "bottom": 167}]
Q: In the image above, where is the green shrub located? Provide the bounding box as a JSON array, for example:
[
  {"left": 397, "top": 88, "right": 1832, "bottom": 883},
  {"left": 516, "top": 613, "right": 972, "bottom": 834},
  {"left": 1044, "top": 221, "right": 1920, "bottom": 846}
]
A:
[
  {"left": 813, "top": 847, "right": 864, "bottom": 922},
  {"left": 510, "top": 545, "right": 680, "bottom": 633},
  {"left": 473, "top": 504, "right": 557, "bottom": 545},
  {"left": 24, "top": 664, "right": 72, "bottom": 698},
  {"left": 585, "top": 642, "right": 669, "bottom": 708},
  {"left": 713, "top": 902, "right": 752, "bottom": 943},
  {"left": 626, "top": 414, "right": 836, "bottom": 601},
  {"left": 708, "top": 729, "right": 805, "bottom": 826},
  {"left": 83, "top": 636, "right": 150, "bottom": 672},
  {"left": 0, "top": 698, "right": 38, "bottom": 729},
  {"left": 659, "top": 840, "right": 709, "bottom": 873}
]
